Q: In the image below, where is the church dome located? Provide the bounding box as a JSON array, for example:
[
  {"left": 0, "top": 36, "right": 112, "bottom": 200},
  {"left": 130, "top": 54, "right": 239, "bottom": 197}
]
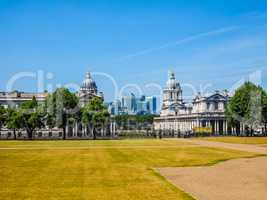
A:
[{"left": 80, "top": 72, "right": 97, "bottom": 93}]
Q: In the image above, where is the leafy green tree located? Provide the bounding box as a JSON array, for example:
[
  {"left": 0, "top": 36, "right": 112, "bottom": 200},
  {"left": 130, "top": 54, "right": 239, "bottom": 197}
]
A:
[
  {"left": 81, "top": 106, "right": 93, "bottom": 136},
  {"left": 6, "top": 108, "right": 22, "bottom": 139},
  {"left": 46, "top": 114, "right": 56, "bottom": 133},
  {"left": 19, "top": 96, "right": 45, "bottom": 139},
  {"left": 114, "top": 114, "right": 155, "bottom": 131},
  {"left": 45, "top": 88, "right": 78, "bottom": 139},
  {"left": 226, "top": 82, "right": 266, "bottom": 136},
  {"left": 0, "top": 106, "right": 7, "bottom": 137},
  {"left": 82, "top": 97, "right": 109, "bottom": 140}
]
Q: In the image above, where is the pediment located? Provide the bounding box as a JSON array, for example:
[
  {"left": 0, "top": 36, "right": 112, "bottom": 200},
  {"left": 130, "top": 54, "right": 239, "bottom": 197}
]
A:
[{"left": 206, "top": 93, "right": 227, "bottom": 102}]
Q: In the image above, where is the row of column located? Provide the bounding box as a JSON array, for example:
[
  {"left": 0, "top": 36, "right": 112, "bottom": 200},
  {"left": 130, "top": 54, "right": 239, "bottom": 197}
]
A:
[
  {"left": 212, "top": 120, "right": 228, "bottom": 135},
  {"left": 65, "top": 122, "right": 117, "bottom": 138},
  {"left": 158, "top": 119, "right": 229, "bottom": 135}
]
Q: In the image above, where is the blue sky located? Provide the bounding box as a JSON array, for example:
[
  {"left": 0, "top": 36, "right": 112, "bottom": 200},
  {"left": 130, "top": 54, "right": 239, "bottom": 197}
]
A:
[{"left": 1, "top": 0, "right": 267, "bottom": 102}]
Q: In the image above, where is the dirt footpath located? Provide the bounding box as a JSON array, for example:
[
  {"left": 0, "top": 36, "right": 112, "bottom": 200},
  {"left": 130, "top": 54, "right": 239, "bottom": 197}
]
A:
[
  {"left": 187, "top": 139, "right": 267, "bottom": 155},
  {"left": 157, "top": 139, "right": 267, "bottom": 200}
]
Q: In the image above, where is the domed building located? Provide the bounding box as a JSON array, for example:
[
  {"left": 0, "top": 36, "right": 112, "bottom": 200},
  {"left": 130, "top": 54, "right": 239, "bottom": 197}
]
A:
[
  {"left": 154, "top": 71, "right": 231, "bottom": 136},
  {"left": 78, "top": 72, "right": 104, "bottom": 107},
  {"left": 0, "top": 71, "right": 116, "bottom": 140}
]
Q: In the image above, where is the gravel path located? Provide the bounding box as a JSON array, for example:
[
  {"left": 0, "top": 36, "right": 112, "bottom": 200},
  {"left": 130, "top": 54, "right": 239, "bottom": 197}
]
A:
[{"left": 157, "top": 139, "right": 267, "bottom": 200}]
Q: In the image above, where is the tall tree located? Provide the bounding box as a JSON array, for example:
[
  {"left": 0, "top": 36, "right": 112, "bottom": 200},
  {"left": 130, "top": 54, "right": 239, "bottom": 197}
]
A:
[
  {"left": 6, "top": 108, "right": 21, "bottom": 139},
  {"left": 19, "top": 96, "right": 45, "bottom": 139},
  {"left": 0, "top": 106, "right": 6, "bottom": 138},
  {"left": 45, "top": 88, "right": 78, "bottom": 139},
  {"left": 82, "top": 97, "right": 109, "bottom": 140},
  {"left": 226, "top": 82, "right": 266, "bottom": 135}
]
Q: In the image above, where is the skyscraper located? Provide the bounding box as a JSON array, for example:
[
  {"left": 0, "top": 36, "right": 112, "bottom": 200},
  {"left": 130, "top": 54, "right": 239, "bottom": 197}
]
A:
[
  {"left": 145, "top": 96, "right": 157, "bottom": 114},
  {"left": 121, "top": 93, "right": 136, "bottom": 114},
  {"left": 108, "top": 94, "right": 157, "bottom": 115}
]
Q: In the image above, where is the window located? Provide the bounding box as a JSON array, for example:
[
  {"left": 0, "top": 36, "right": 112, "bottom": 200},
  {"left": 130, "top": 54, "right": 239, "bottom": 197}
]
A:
[
  {"left": 59, "top": 132, "right": 62, "bottom": 137},
  {"left": 49, "top": 132, "right": 52, "bottom": 137},
  {"left": 214, "top": 102, "right": 219, "bottom": 110},
  {"left": 207, "top": 103, "right": 210, "bottom": 111},
  {"left": 38, "top": 132, "right": 42, "bottom": 137}
]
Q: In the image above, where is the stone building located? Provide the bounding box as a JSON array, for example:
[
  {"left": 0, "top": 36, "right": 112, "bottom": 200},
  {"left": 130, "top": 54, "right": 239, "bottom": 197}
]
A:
[
  {"left": 65, "top": 72, "right": 115, "bottom": 139},
  {"left": 0, "top": 91, "right": 48, "bottom": 108},
  {"left": 0, "top": 72, "right": 116, "bottom": 139},
  {"left": 154, "top": 71, "right": 230, "bottom": 135},
  {"left": 78, "top": 72, "right": 104, "bottom": 107}
]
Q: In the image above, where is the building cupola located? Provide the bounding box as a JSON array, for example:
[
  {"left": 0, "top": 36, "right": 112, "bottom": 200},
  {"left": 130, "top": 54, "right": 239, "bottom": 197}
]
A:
[{"left": 80, "top": 72, "right": 97, "bottom": 94}]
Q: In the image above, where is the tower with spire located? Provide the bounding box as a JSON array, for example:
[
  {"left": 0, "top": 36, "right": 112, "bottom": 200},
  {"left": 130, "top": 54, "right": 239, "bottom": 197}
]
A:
[{"left": 160, "top": 71, "right": 185, "bottom": 116}]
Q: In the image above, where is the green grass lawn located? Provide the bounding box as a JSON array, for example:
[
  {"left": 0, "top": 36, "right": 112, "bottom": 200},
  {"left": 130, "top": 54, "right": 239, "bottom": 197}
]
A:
[
  {"left": 0, "top": 139, "right": 259, "bottom": 200},
  {"left": 200, "top": 136, "right": 267, "bottom": 146}
]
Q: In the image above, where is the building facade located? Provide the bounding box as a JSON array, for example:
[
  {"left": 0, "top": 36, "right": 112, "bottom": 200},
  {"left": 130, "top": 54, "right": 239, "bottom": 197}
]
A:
[
  {"left": 0, "top": 72, "right": 116, "bottom": 139},
  {"left": 0, "top": 91, "right": 48, "bottom": 108},
  {"left": 154, "top": 71, "right": 230, "bottom": 136},
  {"left": 77, "top": 72, "right": 104, "bottom": 107}
]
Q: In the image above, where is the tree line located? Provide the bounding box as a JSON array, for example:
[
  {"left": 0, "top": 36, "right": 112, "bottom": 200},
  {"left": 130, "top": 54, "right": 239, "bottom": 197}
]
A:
[
  {"left": 1, "top": 81, "right": 267, "bottom": 139},
  {"left": 0, "top": 88, "right": 110, "bottom": 139}
]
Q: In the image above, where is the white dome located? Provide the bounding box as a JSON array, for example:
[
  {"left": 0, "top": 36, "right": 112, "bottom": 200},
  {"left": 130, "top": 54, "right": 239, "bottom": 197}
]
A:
[{"left": 80, "top": 72, "right": 97, "bottom": 93}]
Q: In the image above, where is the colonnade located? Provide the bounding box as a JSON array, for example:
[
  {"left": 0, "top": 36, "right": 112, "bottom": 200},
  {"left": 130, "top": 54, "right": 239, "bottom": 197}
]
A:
[
  {"left": 65, "top": 121, "right": 117, "bottom": 139},
  {"left": 155, "top": 118, "right": 229, "bottom": 135}
]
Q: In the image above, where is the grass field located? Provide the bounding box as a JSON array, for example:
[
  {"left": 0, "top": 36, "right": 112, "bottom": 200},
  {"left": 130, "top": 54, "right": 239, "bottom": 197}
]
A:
[
  {"left": 201, "top": 137, "right": 267, "bottom": 146},
  {"left": 0, "top": 139, "right": 259, "bottom": 200}
]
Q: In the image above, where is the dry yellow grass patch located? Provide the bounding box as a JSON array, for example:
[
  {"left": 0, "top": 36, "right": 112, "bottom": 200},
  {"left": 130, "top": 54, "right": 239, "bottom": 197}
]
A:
[{"left": 0, "top": 139, "right": 258, "bottom": 200}]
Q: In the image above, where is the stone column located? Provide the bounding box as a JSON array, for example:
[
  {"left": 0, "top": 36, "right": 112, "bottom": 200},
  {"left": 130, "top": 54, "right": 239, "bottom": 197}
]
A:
[
  {"left": 112, "top": 121, "right": 116, "bottom": 137},
  {"left": 225, "top": 120, "right": 228, "bottom": 135},
  {"left": 215, "top": 120, "right": 218, "bottom": 135},
  {"left": 66, "top": 124, "right": 69, "bottom": 139},
  {"left": 219, "top": 120, "right": 221, "bottom": 134},
  {"left": 75, "top": 123, "right": 78, "bottom": 137},
  {"left": 101, "top": 125, "right": 104, "bottom": 137},
  {"left": 222, "top": 121, "right": 225, "bottom": 135},
  {"left": 110, "top": 122, "right": 113, "bottom": 137},
  {"left": 223, "top": 120, "right": 226, "bottom": 135},
  {"left": 82, "top": 125, "right": 85, "bottom": 138},
  {"left": 114, "top": 122, "right": 116, "bottom": 136},
  {"left": 72, "top": 126, "right": 75, "bottom": 138}
]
